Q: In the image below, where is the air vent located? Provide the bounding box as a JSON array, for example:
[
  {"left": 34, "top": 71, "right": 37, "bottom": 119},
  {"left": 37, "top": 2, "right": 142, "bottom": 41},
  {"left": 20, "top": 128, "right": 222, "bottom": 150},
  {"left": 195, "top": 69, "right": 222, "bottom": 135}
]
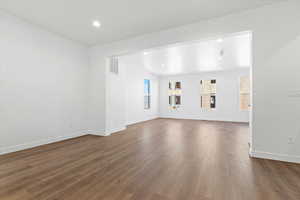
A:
[
  {"left": 110, "top": 56, "right": 119, "bottom": 74},
  {"left": 220, "top": 49, "right": 224, "bottom": 57}
]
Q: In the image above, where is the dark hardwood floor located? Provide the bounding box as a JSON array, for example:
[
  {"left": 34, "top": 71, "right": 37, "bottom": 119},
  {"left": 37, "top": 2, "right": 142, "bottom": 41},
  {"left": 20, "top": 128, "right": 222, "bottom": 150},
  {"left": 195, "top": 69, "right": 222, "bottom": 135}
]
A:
[{"left": 0, "top": 118, "right": 300, "bottom": 200}]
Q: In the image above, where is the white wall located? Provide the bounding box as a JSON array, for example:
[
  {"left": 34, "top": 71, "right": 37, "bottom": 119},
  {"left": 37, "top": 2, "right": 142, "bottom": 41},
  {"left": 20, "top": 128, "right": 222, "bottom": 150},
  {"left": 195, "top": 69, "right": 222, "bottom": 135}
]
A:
[
  {"left": 160, "top": 69, "right": 249, "bottom": 122},
  {"left": 87, "top": 49, "right": 106, "bottom": 136},
  {"left": 90, "top": 0, "right": 300, "bottom": 163},
  {"left": 101, "top": 54, "right": 159, "bottom": 135},
  {"left": 103, "top": 58, "right": 126, "bottom": 135},
  {"left": 120, "top": 54, "right": 159, "bottom": 126},
  {"left": 0, "top": 12, "right": 90, "bottom": 154}
]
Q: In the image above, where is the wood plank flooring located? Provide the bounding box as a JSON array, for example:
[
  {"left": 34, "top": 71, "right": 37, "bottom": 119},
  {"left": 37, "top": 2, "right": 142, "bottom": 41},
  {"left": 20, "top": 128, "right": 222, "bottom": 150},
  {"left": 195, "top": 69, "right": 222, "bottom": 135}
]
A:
[{"left": 0, "top": 118, "right": 300, "bottom": 200}]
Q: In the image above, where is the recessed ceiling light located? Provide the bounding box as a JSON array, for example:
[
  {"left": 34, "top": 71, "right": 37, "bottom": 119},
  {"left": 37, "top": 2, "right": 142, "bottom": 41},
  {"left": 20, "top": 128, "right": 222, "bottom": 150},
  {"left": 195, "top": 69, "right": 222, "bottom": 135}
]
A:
[
  {"left": 217, "top": 38, "right": 223, "bottom": 43},
  {"left": 92, "top": 20, "right": 101, "bottom": 28},
  {"left": 144, "top": 52, "right": 150, "bottom": 55}
]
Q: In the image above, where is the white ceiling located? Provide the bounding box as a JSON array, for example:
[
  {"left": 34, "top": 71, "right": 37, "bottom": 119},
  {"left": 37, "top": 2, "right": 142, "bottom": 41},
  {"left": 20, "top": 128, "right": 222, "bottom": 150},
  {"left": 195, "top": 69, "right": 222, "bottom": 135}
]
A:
[
  {"left": 0, "top": 0, "right": 282, "bottom": 46},
  {"left": 120, "top": 33, "right": 251, "bottom": 76}
]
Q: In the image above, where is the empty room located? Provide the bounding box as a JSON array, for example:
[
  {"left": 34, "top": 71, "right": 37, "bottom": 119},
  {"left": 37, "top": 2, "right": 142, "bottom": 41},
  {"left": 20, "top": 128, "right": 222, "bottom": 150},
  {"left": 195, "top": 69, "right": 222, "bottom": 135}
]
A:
[{"left": 0, "top": 0, "right": 300, "bottom": 200}]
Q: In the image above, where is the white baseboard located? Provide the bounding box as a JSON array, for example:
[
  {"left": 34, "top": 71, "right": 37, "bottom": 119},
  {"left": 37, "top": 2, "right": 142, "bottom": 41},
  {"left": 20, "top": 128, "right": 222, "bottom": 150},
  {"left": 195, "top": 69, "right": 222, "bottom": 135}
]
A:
[
  {"left": 0, "top": 131, "right": 87, "bottom": 155},
  {"left": 86, "top": 129, "right": 107, "bottom": 136},
  {"left": 87, "top": 126, "right": 126, "bottom": 136},
  {"left": 126, "top": 116, "right": 159, "bottom": 126},
  {"left": 159, "top": 116, "right": 249, "bottom": 123},
  {"left": 249, "top": 148, "right": 300, "bottom": 164},
  {"left": 105, "top": 126, "right": 126, "bottom": 136}
]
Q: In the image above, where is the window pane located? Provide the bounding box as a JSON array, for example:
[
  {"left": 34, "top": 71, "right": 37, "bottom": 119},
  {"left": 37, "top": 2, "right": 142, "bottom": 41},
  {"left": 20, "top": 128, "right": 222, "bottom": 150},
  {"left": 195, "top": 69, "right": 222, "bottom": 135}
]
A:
[
  {"left": 210, "top": 95, "right": 216, "bottom": 109},
  {"left": 144, "top": 79, "right": 150, "bottom": 95},
  {"left": 144, "top": 80, "right": 150, "bottom": 109},
  {"left": 210, "top": 80, "right": 216, "bottom": 93},
  {"left": 240, "top": 94, "right": 250, "bottom": 111},
  {"left": 240, "top": 76, "right": 250, "bottom": 93},
  {"left": 240, "top": 76, "right": 250, "bottom": 111},
  {"left": 175, "top": 96, "right": 181, "bottom": 105},
  {"left": 144, "top": 96, "right": 150, "bottom": 109},
  {"left": 169, "top": 81, "right": 182, "bottom": 108},
  {"left": 169, "top": 96, "right": 172, "bottom": 105},
  {"left": 201, "top": 95, "right": 211, "bottom": 109}
]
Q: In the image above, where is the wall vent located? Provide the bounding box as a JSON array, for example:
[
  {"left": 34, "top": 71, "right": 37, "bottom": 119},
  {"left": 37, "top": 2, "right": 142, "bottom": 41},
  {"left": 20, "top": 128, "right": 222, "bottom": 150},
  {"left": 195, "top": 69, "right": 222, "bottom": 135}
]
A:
[{"left": 110, "top": 56, "right": 119, "bottom": 74}]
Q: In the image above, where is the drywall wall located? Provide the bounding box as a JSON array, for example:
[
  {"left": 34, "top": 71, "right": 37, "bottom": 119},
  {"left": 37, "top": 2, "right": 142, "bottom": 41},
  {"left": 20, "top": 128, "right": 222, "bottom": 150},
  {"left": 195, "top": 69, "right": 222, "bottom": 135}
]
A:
[
  {"left": 90, "top": 0, "right": 300, "bottom": 163},
  {"left": 103, "top": 57, "right": 127, "bottom": 135},
  {"left": 101, "top": 53, "right": 160, "bottom": 135},
  {"left": 119, "top": 53, "right": 159, "bottom": 126},
  {"left": 87, "top": 49, "right": 106, "bottom": 136},
  {"left": 0, "top": 12, "right": 90, "bottom": 154},
  {"left": 160, "top": 69, "right": 250, "bottom": 122}
]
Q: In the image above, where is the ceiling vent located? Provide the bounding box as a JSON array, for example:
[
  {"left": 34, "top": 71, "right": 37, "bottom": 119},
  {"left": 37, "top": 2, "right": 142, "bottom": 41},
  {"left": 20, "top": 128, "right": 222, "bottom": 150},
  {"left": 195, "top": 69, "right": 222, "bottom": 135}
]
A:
[
  {"left": 220, "top": 49, "right": 224, "bottom": 57},
  {"left": 110, "top": 56, "right": 119, "bottom": 74}
]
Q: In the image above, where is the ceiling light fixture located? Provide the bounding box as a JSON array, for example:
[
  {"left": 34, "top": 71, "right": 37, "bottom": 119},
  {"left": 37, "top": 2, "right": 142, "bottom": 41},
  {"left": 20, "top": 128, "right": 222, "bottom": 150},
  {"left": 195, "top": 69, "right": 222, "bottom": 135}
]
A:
[
  {"left": 92, "top": 20, "right": 101, "bottom": 28},
  {"left": 217, "top": 38, "right": 223, "bottom": 43}
]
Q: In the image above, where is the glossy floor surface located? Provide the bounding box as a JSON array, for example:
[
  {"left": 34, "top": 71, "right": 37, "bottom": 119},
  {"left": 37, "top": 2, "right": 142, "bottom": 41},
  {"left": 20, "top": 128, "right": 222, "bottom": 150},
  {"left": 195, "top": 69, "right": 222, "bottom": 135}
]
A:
[{"left": 0, "top": 119, "right": 299, "bottom": 200}]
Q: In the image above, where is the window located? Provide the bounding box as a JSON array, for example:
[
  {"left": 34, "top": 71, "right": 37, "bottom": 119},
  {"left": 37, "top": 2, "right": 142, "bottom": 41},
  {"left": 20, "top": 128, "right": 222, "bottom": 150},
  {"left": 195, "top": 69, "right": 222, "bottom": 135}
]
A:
[
  {"left": 200, "top": 79, "right": 216, "bottom": 110},
  {"left": 144, "top": 79, "right": 150, "bottom": 109},
  {"left": 240, "top": 76, "right": 250, "bottom": 111},
  {"left": 175, "top": 96, "right": 181, "bottom": 105},
  {"left": 168, "top": 81, "right": 182, "bottom": 108}
]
